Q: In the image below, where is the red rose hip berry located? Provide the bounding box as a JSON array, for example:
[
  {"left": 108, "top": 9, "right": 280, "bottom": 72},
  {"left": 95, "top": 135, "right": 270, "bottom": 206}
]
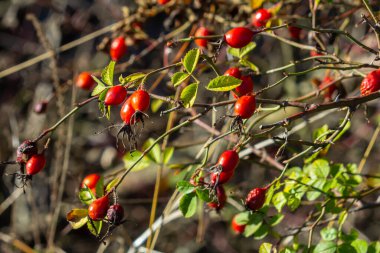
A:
[
  {"left": 81, "top": 173, "right": 101, "bottom": 193},
  {"left": 251, "top": 8, "right": 272, "bottom": 28},
  {"left": 120, "top": 98, "right": 137, "bottom": 125},
  {"left": 224, "top": 67, "right": 241, "bottom": 79},
  {"left": 360, "top": 70, "right": 380, "bottom": 96},
  {"left": 88, "top": 195, "right": 110, "bottom": 221},
  {"left": 26, "top": 154, "right": 46, "bottom": 176},
  {"left": 194, "top": 27, "right": 212, "bottom": 48},
  {"left": 234, "top": 75, "right": 254, "bottom": 97},
  {"left": 130, "top": 90, "right": 150, "bottom": 112},
  {"left": 234, "top": 95, "right": 256, "bottom": 119},
  {"left": 76, "top": 72, "right": 95, "bottom": 90},
  {"left": 104, "top": 86, "right": 127, "bottom": 106},
  {"left": 211, "top": 170, "right": 234, "bottom": 185},
  {"left": 110, "top": 36, "right": 127, "bottom": 61},
  {"left": 225, "top": 27, "right": 254, "bottom": 48},
  {"left": 207, "top": 186, "right": 227, "bottom": 210},
  {"left": 217, "top": 150, "right": 239, "bottom": 173},
  {"left": 245, "top": 187, "right": 267, "bottom": 211},
  {"left": 231, "top": 215, "right": 246, "bottom": 234}
]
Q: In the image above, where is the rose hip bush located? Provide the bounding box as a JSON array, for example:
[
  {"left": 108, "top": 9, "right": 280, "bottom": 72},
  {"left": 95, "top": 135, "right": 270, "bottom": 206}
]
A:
[{"left": 1, "top": 0, "right": 380, "bottom": 252}]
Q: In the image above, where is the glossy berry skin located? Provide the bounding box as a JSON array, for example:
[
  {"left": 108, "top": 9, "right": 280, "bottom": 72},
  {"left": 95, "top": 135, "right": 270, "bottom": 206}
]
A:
[
  {"left": 211, "top": 170, "right": 234, "bottom": 185},
  {"left": 234, "top": 75, "right": 254, "bottom": 97},
  {"left": 234, "top": 95, "right": 256, "bottom": 119},
  {"left": 26, "top": 154, "right": 46, "bottom": 176},
  {"left": 157, "top": 0, "right": 170, "bottom": 4},
  {"left": 251, "top": 9, "right": 272, "bottom": 28},
  {"left": 288, "top": 26, "right": 301, "bottom": 40},
  {"left": 217, "top": 150, "right": 239, "bottom": 173},
  {"left": 245, "top": 187, "right": 266, "bottom": 211},
  {"left": 106, "top": 204, "right": 124, "bottom": 224},
  {"left": 319, "top": 76, "right": 336, "bottom": 100},
  {"left": 104, "top": 86, "right": 127, "bottom": 106},
  {"left": 360, "top": 70, "right": 380, "bottom": 96},
  {"left": 224, "top": 67, "right": 241, "bottom": 79},
  {"left": 17, "top": 140, "right": 38, "bottom": 164},
  {"left": 76, "top": 72, "right": 95, "bottom": 90},
  {"left": 194, "top": 27, "right": 212, "bottom": 48},
  {"left": 130, "top": 90, "right": 150, "bottom": 112},
  {"left": 231, "top": 215, "right": 246, "bottom": 234},
  {"left": 88, "top": 195, "right": 110, "bottom": 221},
  {"left": 207, "top": 186, "right": 227, "bottom": 210},
  {"left": 110, "top": 36, "right": 127, "bottom": 61},
  {"left": 81, "top": 173, "right": 101, "bottom": 193},
  {"left": 120, "top": 98, "right": 137, "bottom": 125},
  {"left": 225, "top": 27, "right": 254, "bottom": 49}
]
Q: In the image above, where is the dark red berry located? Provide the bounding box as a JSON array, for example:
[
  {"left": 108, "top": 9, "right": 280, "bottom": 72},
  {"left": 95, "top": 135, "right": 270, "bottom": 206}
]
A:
[
  {"left": 194, "top": 27, "right": 212, "bottom": 48},
  {"left": 106, "top": 204, "right": 124, "bottom": 224},
  {"left": 319, "top": 76, "right": 337, "bottom": 100},
  {"left": 34, "top": 101, "right": 48, "bottom": 114},
  {"left": 76, "top": 72, "right": 95, "bottom": 90},
  {"left": 231, "top": 215, "right": 246, "bottom": 234},
  {"left": 110, "top": 36, "right": 127, "bottom": 61},
  {"left": 81, "top": 173, "right": 101, "bottom": 194},
  {"left": 234, "top": 75, "right": 254, "bottom": 97},
  {"left": 88, "top": 195, "right": 110, "bottom": 221},
  {"left": 16, "top": 140, "right": 38, "bottom": 164},
  {"left": 245, "top": 187, "right": 266, "bottom": 211},
  {"left": 360, "top": 70, "right": 380, "bottom": 96},
  {"left": 120, "top": 98, "right": 137, "bottom": 125},
  {"left": 130, "top": 90, "right": 150, "bottom": 112},
  {"left": 211, "top": 170, "right": 234, "bottom": 185},
  {"left": 288, "top": 26, "right": 301, "bottom": 40},
  {"left": 217, "top": 150, "right": 239, "bottom": 173},
  {"left": 104, "top": 86, "right": 127, "bottom": 106},
  {"left": 225, "top": 27, "right": 254, "bottom": 49},
  {"left": 26, "top": 154, "right": 46, "bottom": 176},
  {"left": 157, "top": 0, "right": 170, "bottom": 4},
  {"left": 251, "top": 8, "right": 272, "bottom": 28},
  {"left": 207, "top": 186, "right": 227, "bottom": 210},
  {"left": 224, "top": 67, "right": 241, "bottom": 79},
  {"left": 234, "top": 95, "right": 256, "bottom": 119}
]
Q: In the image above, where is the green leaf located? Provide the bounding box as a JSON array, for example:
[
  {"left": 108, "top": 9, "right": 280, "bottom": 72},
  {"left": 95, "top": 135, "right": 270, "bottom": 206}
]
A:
[
  {"left": 338, "top": 211, "right": 348, "bottom": 230},
  {"left": 306, "top": 179, "right": 325, "bottom": 201},
  {"left": 105, "top": 177, "right": 121, "bottom": 193},
  {"left": 313, "top": 241, "right": 337, "bottom": 253},
  {"left": 95, "top": 176, "right": 104, "bottom": 197},
  {"left": 87, "top": 220, "right": 102, "bottom": 237},
  {"left": 206, "top": 76, "right": 241, "bottom": 92},
  {"left": 368, "top": 241, "right": 380, "bottom": 253},
  {"left": 269, "top": 214, "right": 284, "bottom": 227},
  {"left": 98, "top": 88, "right": 108, "bottom": 101},
  {"left": 176, "top": 181, "right": 195, "bottom": 194},
  {"left": 101, "top": 61, "right": 115, "bottom": 86},
  {"left": 78, "top": 186, "right": 96, "bottom": 205},
  {"left": 239, "top": 42, "right": 257, "bottom": 58},
  {"left": 239, "top": 59, "right": 259, "bottom": 72},
  {"left": 179, "top": 192, "right": 197, "bottom": 218},
  {"left": 123, "top": 150, "right": 153, "bottom": 172},
  {"left": 120, "top": 72, "right": 146, "bottom": 84},
  {"left": 234, "top": 211, "right": 250, "bottom": 225},
  {"left": 91, "top": 76, "right": 107, "bottom": 96},
  {"left": 337, "top": 244, "right": 357, "bottom": 253},
  {"left": 227, "top": 47, "right": 240, "bottom": 58},
  {"left": 66, "top": 209, "right": 89, "bottom": 229},
  {"left": 180, "top": 83, "right": 198, "bottom": 108},
  {"left": 196, "top": 188, "right": 212, "bottom": 202},
  {"left": 163, "top": 147, "right": 174, "bottom": 164},
  {"left": 183, "top": 48, "right": 200, "bottom": 74},
  {"left": 259, "top": 243, "right": 273, "bottom": 253},
  {"left": 172, "top": 72, "right": 190, "bottom": 87},
  {"left": 151, "top": 99, "right": 164, "bottom": 113},
  {"left": 287, "top": 194, "right": 301, "bottom": 211},
  {"left": 253, "top": 223, "right": 269, "bottom": 240},
  {"left": 272, "top": 192, "right": 287, "bottom": 212},
  {"left": 142, "top": 138, "right": 162, "bottom": 164},
  {"left": 244, "top": 213, "right": 263, "bottom": 237},
  {"left": 351, "top": 239, "right": 368, "bottom": 253},
  {"left": 321, "top": 227, "right": 338, "bottom": 241},
  {"left": 307, "top": 159, "right": 330, "bottom": 179}
]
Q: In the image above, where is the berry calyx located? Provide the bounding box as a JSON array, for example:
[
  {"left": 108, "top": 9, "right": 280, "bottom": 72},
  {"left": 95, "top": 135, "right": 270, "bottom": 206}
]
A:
[
  {"left": 211, "top": 170, "right": 234, "bottom": 185},
  {"left": 245, "top": 187, "right": 267, "bottom": 211},
  {"left": 207, "top": 186, "right": 227, "bottom": 210},
  {"left": 360, "top": 70, "right": 380, "bottom": 96},
  {"left": 251, "top": 8, "right": 272, "bottom": 28},
  {"left": 76, "top": 72, "right": 95, "bottom": 90},
  {"left": 88, "top": 195, "right": 110, "bottom": 221},
  {"left": 217, "top": 150, "right": 239, "bottom": 173},
  {"left": 234, "top": 95, "right": 256, "bottom": 119},
  {"left": 224, "top": 27, "right": 254, "bottom": 49},
  {"left": 234, "top": 75, "right": 254, "bottom": 97},
  {"left": 224, "top": 67, "right": 241, "bottom": 79},
  {"left": 106, "top": 204, "right": 124, "bottom": 224},
  {"left": 120, "top": 98, "right": 137, "bottom": 125},
  {"left": 104, "top": 86, "right": 127, "bottom": 106},
  {"left": 110, "top": 36, "right": 127, "bottom": 62},
  {"left": 194, "top": 27, "right": 212, "bottom": 48},
  {"left": 17, "top": 140, "right": 38, "bottom": 164},
  {"left": 130, "top": 90, "right": 150, "bottom": 112},
  {"left": 81, "top": 173, "right": 101, "bottom": 194},
  {"left": 231, "top": 215, "right": 246, "bottom": 234},
  {"left": 26, "top": 154, "right": 46, "bottom": 176}
]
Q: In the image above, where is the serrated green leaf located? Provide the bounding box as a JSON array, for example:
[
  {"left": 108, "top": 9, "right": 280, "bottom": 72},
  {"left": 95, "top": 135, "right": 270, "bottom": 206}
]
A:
[
  {"left": 244, "top": 213, "right": 263, "bottom": 237},
  {"left": 259, "top": 243, "right": 273, "bottom": 253},
  {"left": 179, "top": 192, "right": 197, "bottom": 218},
  {"left": 120, "top": 72, "right": 146, "bottom": 85},
  {"left": 338, "top": 211, "right": 348, "bottom": 230},
  {"left": 105, "top": 177, "right": 121, "bottom": 193},
  {"left": 368, "top": 241, "right": 380, "bottom": 253},
  {"left": 206, "top": 76, "right": 241, "bottom": 92},
  {"left": 314, "top": 241, "right": 337, "bottom": 253},
  {"left": 123, "top": 150, "right": 153, "bottom": 172},
  {"left": 95, "top": 176, "right": 104, "bottom": 197},
  {"left": 227, "top": 47, "right": 240, "bottom": 58},
  {"left": 183, "top": 49, "right": 200, "bottom": 74},
  {"left": 351, "top": 239, "right": 368, "bottom": 253},
  {"left": 176, "top": 181, "right": 195, "bottom": 194},
  {"left": 306, "top": 159, "right": 330, "bottom": 179},
  {"left": 253, "top": 223, "right": 269, "bottom": 240},
  {"left": 91, "top": 76, "right": 107, "bottom": 96},
  {"left": 172, "top": 72, "right": 190, "bottom": 87},
  {"left": 66, "top": 209, "right": 89, "bottom": 229},
  {"left": 287, "top": 194, "right": 301, "bottom": 211},
  {"left": 101, "top": 61, "right": 115, "bottom": 86},
  {"left": 269, "top": 214, "right": 284, "bottom": 227},
  {"left": 143, "top": 138, "right": 162, "bottom": 164},
  {"left": 306, "top": 179, "right": 325, "bottom": 201},
  {"left": 196, "top": 188, "right": 212, "bottom": 202},
  {"left": 87, "top": 220, "right": 102, "bottom": 237},
  {"left": 180, "top": 83, "right": 198, "bottom": 108},
  {"left": 234, "top": 211, "right": 250, "bottom": 225},
  {"left": 98, "top": 89, "right": 108, "bottom": 101},
  {"left": 239, "top": 59, "right": 259, "bottom": 72},
  {"left": 163, "top": 147, "right": 174, "bottom": 164},
  {"left": 239, "top": 42, "right": 257, "bottom": 58},
  {"left": 321, "top": 227, "right": 338, "bottom": 241},
  {"left": 78, "top": 186, "right": 96, "bottom": 205},
  {"left": 272, "top": 192, "right": 287, "bottom": 212}
]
